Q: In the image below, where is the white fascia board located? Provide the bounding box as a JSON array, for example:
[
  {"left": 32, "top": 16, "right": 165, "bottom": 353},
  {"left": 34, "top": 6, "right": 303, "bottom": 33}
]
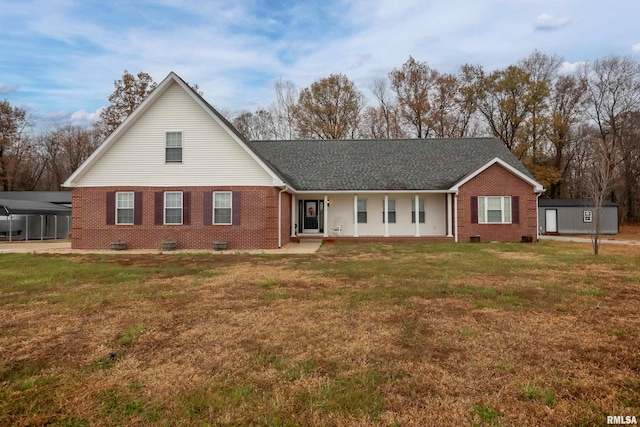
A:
[
  {"left": 292, "top": 189, "right": 456, "bottom": 194},
  {"left": 449, "top": 157, "right": 545, "bottom": 193}
]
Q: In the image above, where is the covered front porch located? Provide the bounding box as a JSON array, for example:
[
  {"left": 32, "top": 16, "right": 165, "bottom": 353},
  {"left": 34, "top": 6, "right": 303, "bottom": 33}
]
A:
[{"left": 290, "top": 192, "right": 456, "bottom": 240}]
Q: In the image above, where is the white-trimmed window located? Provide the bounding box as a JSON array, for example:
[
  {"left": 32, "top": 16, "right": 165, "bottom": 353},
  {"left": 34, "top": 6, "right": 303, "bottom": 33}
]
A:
[
  {"left": 164, "top": 192, "right": 183, "bottom": 224},
  {"left": 116, "top": 192, "right": 134, "bottom": 225},
  {"left": 478, "top": 196, "right": 511, "bottom": 224},
  {"left": 214, "top": 192, "right": 232, "bottom": 225},
  {"left": 411, "top": 199, "right": 425, "bottom": 223},
  {"left": 583, "top": 210, "right": 593, "bottom": 223},
  {"left": 383, "top": 199, "right": 396, "bottom": 223},
  {"left": 357, "top": 199, "right": 367, "bottom": 223},
  {"left": 166, "top": 132, "right": 182, "bottom": 162}
]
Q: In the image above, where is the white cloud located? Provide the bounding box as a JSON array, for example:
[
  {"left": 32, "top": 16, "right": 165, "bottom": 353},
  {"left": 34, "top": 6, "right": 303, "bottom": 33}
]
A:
[
  {"left": 534, "top": 13, "right": 571, "bottom": 31},
  {"left": 0, "top": 82, "right": 19, "bottom": 94},
  {"left": 559, "top": 61, "right": 586, "bottom": 75},
  {"left": 69, "top": 108, "right": 102, "bottom": 126},
  {"left": 4, "top": 0, "right": 640, "bottom": 118},
  {"left": 32, "top": 107, "right": 102, "bottom": 129}
]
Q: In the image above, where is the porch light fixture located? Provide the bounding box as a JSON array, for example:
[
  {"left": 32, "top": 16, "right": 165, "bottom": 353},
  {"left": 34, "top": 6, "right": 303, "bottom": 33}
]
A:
[{"left": 327, "top": 200, "right": 331, "bottom": 206}]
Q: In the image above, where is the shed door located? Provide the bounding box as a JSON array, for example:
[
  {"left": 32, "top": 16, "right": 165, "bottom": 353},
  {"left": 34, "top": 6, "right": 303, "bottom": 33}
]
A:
[{"left": 545, "top": 209, "right": 558, "bottom": 233}]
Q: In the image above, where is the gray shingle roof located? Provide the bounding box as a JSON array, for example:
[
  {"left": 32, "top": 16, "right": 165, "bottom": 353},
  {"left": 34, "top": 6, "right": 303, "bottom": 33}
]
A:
[
  {"left": 0, "top": 191, "right": 71, "bottom": 204},
  {"left": 0, "top": 199, "right": 71, "bottom": 215},
  {"left": 247, "top": 138, "right": 534, "bottom": 191},
  {"left": 538, "top": 199, "right": 618, "bottom": 207}
]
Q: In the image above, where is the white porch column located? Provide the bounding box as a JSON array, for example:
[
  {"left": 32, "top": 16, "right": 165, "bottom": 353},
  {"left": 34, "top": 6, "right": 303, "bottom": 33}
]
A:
[
  {"left": 323, "top": 195, "right": 329, "bottom": 237},
  {"left": 54, "top": 215, "right": 58, "bottom": 240},
  {"left": 414, "top": 194, "right": 420, "bottom": 237},
  {"left": 25, "top": 215, "right": 29, "bottom": 242},
  {"left": 446, "top": 193, "right": 453, "bottom": 237},
  {"left": 291, "top": 194, "right": 296, "bottom": 237},
  {"left": 384, "top": 195, "right": 389, "bottom": 237},
  {"left": 454, "top": 194, "right": 459, "bottom": 242},
  {"left": 40, "top": 215, "right": 44, "bottom": 240},
  {"left": 353, "top": 194, "right": 359, "bottom": 237}
]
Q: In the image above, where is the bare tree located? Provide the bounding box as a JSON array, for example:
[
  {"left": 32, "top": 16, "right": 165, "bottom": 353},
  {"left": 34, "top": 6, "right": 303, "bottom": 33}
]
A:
[
  {"left": 369, "top": 77, "right": 405, "bottom": 138},
  {"left": 583, "top": 56, "right": 640, "bottom": 221},
  {"left": 584, "top": 136, "right": 617, "bottom": 255},
  {"left": 232, "top": 109, "right": 276, "bottom": 141},
  {"left": 270, "top": 78, "right": 298, "bottom": 140},
  {"left": 0, "top": 99, "right": 37, "bottom": 190},
  {"left": 294, "top": 74, "right": 365, "bottom": 139},
  {"left": 389, "top": 56, "right": 438, "bottom": 138},
  {"left": 93, "top": 70, "right": 157, "bottom": 141},
  {"left": 545, "top": 75, "right": 589, "bottom": 197}
]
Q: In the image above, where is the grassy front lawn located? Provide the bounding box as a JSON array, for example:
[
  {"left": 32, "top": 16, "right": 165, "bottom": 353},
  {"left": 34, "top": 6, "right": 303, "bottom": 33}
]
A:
[{"left": 1, "top": 242, "right": 639, "bottom": 426}]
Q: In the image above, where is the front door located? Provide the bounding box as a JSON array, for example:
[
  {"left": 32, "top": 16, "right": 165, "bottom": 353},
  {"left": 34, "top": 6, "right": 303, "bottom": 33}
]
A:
[
  {"left": 545, "top": 209, "right": 558, "bottom": 233},
  {"left": 304, "top": 200, "right": 319, "bottom": 232}
]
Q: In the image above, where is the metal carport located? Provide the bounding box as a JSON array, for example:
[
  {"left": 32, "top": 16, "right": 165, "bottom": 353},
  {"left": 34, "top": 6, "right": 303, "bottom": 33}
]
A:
[{"left": 0, "top": 198, "right": 71, "bottom": 242}]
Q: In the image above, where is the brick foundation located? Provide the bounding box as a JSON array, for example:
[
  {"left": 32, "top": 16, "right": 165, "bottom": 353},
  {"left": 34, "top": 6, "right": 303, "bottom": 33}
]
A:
[{"left": 71, "top": 186, "right": 291, "bottom": 250}]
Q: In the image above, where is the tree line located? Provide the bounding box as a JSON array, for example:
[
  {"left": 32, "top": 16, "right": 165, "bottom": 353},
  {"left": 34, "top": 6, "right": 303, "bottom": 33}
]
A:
[
  {"left": 1, "top": 53, "right": 639, "bottom": 223},
  {"left": 232, "top": 51, "right": 640, "bottom": 223}
]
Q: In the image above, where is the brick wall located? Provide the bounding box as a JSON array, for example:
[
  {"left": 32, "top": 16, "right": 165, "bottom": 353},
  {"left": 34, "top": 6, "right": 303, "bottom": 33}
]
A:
[
  {"left": 71, "top": 186, "right": 291, "bottom": 250},
  {"left": 457, "top": 164, "right": 539, "bottom": 242}
]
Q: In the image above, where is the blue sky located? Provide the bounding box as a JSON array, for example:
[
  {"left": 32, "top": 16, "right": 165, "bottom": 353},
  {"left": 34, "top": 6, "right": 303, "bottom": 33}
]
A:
[{"left": 1, "top": 0, "right": 639, "bottom": 127}]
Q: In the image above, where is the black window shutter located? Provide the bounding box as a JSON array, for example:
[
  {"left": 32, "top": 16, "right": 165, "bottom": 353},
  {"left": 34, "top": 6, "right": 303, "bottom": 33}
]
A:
[
  {"left": 232, "top": 191, "right": 241, "bottom": 225},
  {"left": 154, "top": 192, "right": 164, "bottom": 225},
  {"left": 512, "top": 196, "right": 520, "bottom": 224},
  {"left": 183, "top": 192, "right": 191, "bottom": 225},
  {"left": 203, "top": 191, "right": 212, "bottom": 225},
  {"left": 471, "top": 196, "right": 478, "bottom": 224},
  {"left": 106, "top": 192, "right": 115, "bottom": 225},
  {"left": 134, "top": 192, "right": 143, "bottom": 225}
]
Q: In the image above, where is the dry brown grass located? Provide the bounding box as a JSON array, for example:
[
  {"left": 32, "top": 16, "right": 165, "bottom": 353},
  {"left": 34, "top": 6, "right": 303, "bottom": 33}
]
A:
[
  {"left": 616, "top": 223, "right": 640, "bottom": 241},
  {"left": 1, "top": 242, "right": 639, "bottom": 426}
]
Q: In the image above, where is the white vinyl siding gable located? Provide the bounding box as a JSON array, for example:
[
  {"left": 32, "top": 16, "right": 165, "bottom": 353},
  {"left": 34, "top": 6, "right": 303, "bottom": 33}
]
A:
[{"left": 75, "top": 81, "right": 274, "bottom": 187}]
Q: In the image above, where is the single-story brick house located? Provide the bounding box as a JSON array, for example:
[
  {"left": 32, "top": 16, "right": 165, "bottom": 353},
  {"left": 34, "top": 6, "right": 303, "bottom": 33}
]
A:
[{"left": 63, "top": 72, "right": 544, "bottom": 250}]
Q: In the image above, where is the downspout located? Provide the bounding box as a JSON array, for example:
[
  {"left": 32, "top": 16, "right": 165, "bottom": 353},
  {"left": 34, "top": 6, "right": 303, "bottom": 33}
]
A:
[
  {"left": 278, "top": 185, "right": 289, "bottom": 249},
  {"left": 454, "top": 193, "right": 459, "bottom": 243},
  {"left": 536, "top": 193, "right": 541, "bottom": 241}
]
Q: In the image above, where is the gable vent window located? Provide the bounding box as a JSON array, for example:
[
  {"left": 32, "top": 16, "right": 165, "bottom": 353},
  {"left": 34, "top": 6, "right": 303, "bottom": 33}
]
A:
[{"left": 166, "top": 132, "right": 182, "bottom": 163}]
